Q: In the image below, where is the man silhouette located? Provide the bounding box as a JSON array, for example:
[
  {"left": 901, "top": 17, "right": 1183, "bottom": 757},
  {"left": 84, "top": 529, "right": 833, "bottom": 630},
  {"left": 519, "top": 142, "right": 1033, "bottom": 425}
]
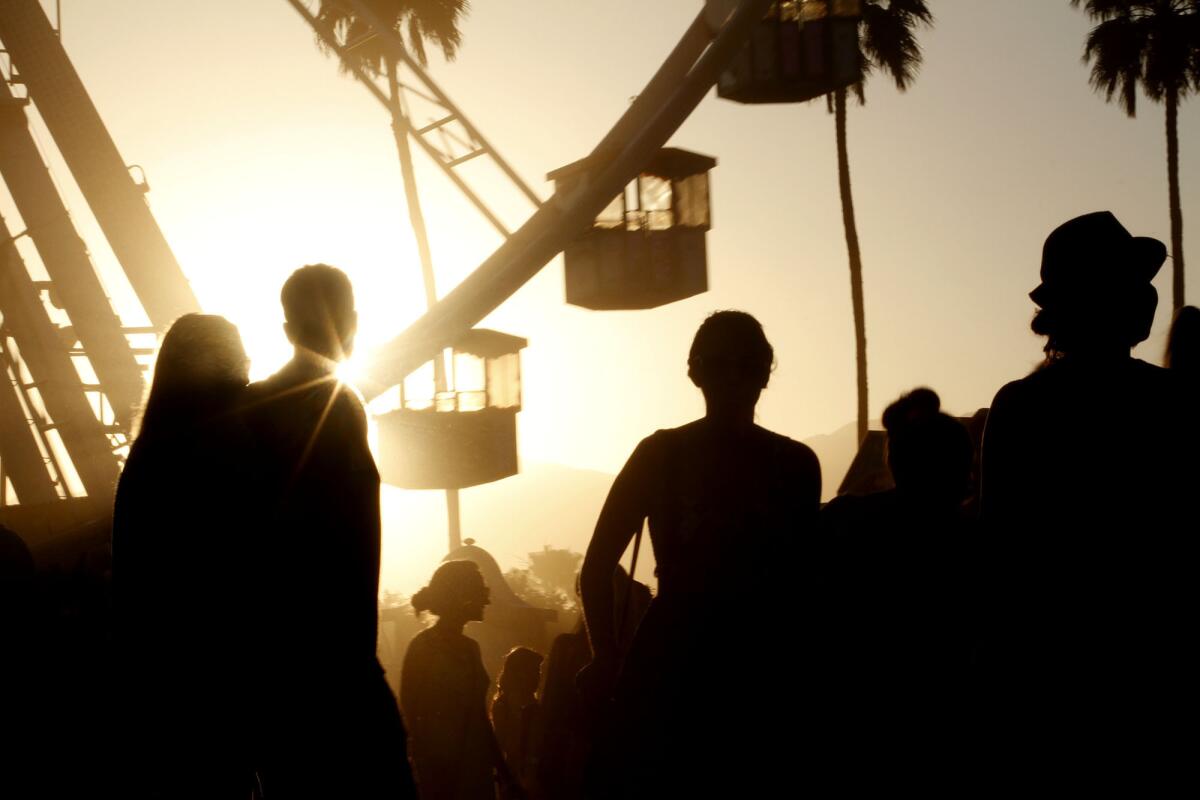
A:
[{"left": 247, "top": 264, "right": 414, "bottom": 798}]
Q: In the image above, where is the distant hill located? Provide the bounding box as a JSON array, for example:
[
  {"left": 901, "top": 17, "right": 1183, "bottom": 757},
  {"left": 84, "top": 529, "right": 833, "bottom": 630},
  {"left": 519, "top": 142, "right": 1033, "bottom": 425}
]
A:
[{"left": 801, "top": 420, "right": 875, "bottom": 502}]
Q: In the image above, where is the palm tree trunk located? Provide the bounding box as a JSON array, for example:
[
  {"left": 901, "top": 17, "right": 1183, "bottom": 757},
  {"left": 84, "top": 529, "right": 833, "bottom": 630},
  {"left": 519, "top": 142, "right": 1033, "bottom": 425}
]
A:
[
  {"left": 1166, "top": 87, "right": 1185, "bottom": 310},
  {"left": 835, "top": 88, "right": 869, "bottom": 446},
  {"left": 387, "top": 59, "right": 438, "bottom": 309},
  {"left": 386, "top": 58, "right": 461, "bottom": 551}
]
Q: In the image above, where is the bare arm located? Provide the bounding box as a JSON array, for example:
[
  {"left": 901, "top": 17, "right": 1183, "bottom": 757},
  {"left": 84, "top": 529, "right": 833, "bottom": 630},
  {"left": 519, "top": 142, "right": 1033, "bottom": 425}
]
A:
[{"left": 580, "top": 438, "right": 655, "bottom": 661}]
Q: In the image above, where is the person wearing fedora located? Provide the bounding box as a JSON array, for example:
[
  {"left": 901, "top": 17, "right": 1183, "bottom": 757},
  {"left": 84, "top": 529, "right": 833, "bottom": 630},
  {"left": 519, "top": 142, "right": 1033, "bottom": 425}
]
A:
[{"left": 978, "top": 211, "right": 1195, "bottom": 790}]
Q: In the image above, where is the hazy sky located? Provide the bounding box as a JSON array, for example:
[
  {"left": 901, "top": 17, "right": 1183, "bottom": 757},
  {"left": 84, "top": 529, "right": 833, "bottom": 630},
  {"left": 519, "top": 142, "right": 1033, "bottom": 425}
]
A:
[{"left": 4, "top": 1, "right": 1197, "bottom": 588}]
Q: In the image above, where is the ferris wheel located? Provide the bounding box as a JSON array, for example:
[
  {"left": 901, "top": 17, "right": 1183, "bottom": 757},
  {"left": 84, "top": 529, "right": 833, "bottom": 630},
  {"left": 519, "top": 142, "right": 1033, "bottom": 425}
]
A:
[{"left": 0, "top": 0, "right": 861, "bottom": 551}]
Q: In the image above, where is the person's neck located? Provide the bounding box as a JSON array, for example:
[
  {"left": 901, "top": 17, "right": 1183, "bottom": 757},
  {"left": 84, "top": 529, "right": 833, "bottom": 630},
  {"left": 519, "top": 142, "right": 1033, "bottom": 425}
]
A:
[
  {"left": 292, "top": 346, "right": 340, "bottom": 375},
  {"left": 434, "top": 615, "right": 467, "bottom": 636},
  {"left": 1060, "top": 345, "right": 1132, "bottom": 367},
  {"left": 702, "top": 405, "right": 757, "bottom": 432}
]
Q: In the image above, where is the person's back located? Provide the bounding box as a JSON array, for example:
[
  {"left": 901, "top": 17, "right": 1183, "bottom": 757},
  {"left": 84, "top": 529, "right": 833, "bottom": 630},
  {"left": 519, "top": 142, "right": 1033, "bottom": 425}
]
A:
[
  {"left": 579, "top": 311, "right": 821, "bottom": 798},
  {"left": 820, "top": 389, "right": 979, "bottom": 789},
  {"left": 246, "top": 359, "right": 379, "bottom": 670},
  {"left": 979, "top": 212, "right": 1195, "bottom": 790},
  {"left": 111, "top": 314, "right": 257, "bottom": 797},
  {"left": 986, "top": 356, "right": 1182, "bottom": 534},
  {"left": 637, "top": 419, "right": 819, "bottom": 600},
  {"left": 246, "top": 264, "right": 413, "bottom": 798}
]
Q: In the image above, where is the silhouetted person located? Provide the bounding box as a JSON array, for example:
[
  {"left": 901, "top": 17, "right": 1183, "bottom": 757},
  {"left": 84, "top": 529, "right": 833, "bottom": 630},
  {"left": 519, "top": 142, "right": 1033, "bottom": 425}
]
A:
[
  {"left": 821, "top": 388, "right": 978, "bottom": 788},
  {"left": 578, "top": 311, "right": 821, "bottom": 798},
  {"left": 491, "top": 647, "right": 543, "bottom": 799},
  {"left": 245, "top": 265, "right": 414, "bottom": 798},
  {"left": 112, "top": 314, "right": 257, "bottom": 798},
  {"left": 401, "top": 560, "right": 516, "bottom": 800},
  {"left": 980, "top": 212, "right": 1194, "bottom": 789},
  {"left": 538, "top": 568, "right": 649, "bottom": 800}
]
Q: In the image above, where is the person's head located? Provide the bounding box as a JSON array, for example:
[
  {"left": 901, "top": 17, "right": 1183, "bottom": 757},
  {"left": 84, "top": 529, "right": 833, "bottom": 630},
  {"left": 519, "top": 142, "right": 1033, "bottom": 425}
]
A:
[
  {"left": 1165, "top": 305, "right": 1200, "bottom": 372},
  {"left": 281, "top": 264, "right": 357, "bottom": 362},
  {"left": 496, "top": 646, "right": 543, "bottom": 700},
  {"left": 687, "top": 311, "right": 774, "bottom": 414},
  {"left": 883, "top": 388, "right": 973, "bottom": 506},
  {"left": 135, "top": 314, "right": 248, "bottom": 440},
  {"left": 1029, "top": 212, "right": 1165, "bottom": 360},
  {"left": 412, "top": 559, "right": 490, "bottom": 623}
]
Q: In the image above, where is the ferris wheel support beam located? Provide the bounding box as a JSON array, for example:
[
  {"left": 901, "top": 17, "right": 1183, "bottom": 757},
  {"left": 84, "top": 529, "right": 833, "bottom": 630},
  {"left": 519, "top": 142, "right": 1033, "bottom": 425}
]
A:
[
  {"left": 341, "top": 0, "right": 542, "bottom": 210},
  {"left": 285, "top": 0, "right": 530, "bottom": 239},
  {"left": 0, "top": 216, "right": 120, "bottom": 497},
  {"left": 360, "top": 0, "right": 774, "bottom": 398},
  {"left": 0, "top": 76, "right": 145, "bottom": 428},
  {"left": 0, "top": 0, "right": 201, "bottom": 328},
  {"left": 0, "top": 348, "right": 60, "bottom": 505}
]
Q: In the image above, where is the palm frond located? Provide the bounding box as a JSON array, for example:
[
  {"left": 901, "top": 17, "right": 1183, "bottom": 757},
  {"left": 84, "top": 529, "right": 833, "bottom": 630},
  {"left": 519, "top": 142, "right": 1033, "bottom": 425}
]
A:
[
  {"left": 1084, "top": 14, "right": 1147, "bottom": 115},
  {"left": 1074, "top": 0, "right": 1200, "bottom": 115},
  {"left": 314, "top": 0, "right": 470, "bottom": 73},
  {"left": 859, "top": 0, "right": 934, "bottom": 92}
]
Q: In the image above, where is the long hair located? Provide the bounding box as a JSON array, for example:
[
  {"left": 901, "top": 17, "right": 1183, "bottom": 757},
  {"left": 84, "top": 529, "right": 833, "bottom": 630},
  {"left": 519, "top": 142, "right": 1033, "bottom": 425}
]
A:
[{"left": 134, "top": 314, "right": 249, "bottom": 443}]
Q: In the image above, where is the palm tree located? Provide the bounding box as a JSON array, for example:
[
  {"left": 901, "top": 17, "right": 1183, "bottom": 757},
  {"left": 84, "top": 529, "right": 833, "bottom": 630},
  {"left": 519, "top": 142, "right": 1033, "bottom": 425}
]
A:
[
  {"left": 315, "top": 1, "right": 470, "bottom": 550},
  {"left": 1070, "top": 1, "right": 1200, "bottom": 312},
  {"left": 316, "top": 0, "right": 470, "bottom": 310},
  {"left": 830, "top": 0, "right": 933, "bottom": 446}
]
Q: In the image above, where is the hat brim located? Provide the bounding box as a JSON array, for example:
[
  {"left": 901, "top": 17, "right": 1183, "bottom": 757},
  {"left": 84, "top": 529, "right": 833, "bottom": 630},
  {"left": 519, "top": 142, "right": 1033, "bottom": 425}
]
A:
[{"left": 1130, "top": 236, "right": 1168, "bottom": 282}]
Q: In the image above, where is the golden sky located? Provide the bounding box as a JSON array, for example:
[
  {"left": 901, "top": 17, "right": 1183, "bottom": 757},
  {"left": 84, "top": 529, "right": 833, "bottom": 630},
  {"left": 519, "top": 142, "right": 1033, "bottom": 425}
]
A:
[{"left": 4, "top": 0, "right": 1197, "bottom": 591}]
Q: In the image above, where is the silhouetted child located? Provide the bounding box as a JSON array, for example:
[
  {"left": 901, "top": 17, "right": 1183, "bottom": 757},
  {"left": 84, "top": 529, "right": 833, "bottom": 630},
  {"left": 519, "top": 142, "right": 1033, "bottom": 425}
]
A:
[
  {"left": 492, "top": 647, "right": 544, "bottom": 799},
  {"left": 578, "top": 311, "right": 821, "bottom": 798},
  {"left": 402, "top": 560, "right": 518, "bottom": 800},
  {"left": 821, "top": 388, "right": 978, "bottom": 789}
]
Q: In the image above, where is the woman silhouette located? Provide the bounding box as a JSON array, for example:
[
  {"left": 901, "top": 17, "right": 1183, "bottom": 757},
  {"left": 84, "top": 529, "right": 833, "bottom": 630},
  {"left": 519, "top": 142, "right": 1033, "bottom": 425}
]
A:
[
  {"left": 112, "top": 314, "right": 257, "bottom": 798},
  {"left": 401, "top": 560, "right": 517, "bottom": 800},
  {"left": 578, "top": 311, "right": 821, "bottom": 798}
]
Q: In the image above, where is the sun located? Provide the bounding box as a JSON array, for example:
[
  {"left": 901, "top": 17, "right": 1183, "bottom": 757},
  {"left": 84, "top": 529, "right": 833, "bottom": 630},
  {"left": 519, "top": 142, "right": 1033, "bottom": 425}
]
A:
[{"left": 336, "top": 353, "right": 367, "bottom": 388}]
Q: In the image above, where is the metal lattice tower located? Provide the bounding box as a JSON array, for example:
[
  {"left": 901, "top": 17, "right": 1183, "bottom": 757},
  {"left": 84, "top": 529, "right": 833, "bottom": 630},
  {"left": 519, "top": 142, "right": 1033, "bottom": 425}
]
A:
[{"left": 0, "top": 0, "right": 199, "bottom": 519}]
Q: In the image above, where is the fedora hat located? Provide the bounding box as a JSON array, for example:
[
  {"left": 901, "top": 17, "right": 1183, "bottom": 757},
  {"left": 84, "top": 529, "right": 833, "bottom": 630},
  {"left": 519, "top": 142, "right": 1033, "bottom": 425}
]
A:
[{"left": 1030, "top": 211, "right": 1166, "bottom": 308}]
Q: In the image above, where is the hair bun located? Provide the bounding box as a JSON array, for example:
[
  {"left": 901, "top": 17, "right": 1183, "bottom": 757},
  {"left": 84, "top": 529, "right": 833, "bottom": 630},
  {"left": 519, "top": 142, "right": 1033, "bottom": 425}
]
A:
[
  {"left": 882, "top": 387, "right": 941, "bottom": 435},
  {"left": 411, "top": 586, "right": 431, "bottom": 615}
]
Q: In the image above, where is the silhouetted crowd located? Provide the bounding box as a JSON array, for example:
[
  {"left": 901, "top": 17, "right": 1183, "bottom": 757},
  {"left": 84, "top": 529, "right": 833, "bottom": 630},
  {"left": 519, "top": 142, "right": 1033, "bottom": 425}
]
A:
[{"left": 2, "top": 211, "right": 1198, "bottom": 798}]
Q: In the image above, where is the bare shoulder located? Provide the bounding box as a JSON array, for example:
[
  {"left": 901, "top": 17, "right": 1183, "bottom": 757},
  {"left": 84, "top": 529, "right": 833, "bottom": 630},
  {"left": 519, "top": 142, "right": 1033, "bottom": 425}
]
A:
[{"left": 760, "top": 428, "right": 820, "bottom": 472}]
